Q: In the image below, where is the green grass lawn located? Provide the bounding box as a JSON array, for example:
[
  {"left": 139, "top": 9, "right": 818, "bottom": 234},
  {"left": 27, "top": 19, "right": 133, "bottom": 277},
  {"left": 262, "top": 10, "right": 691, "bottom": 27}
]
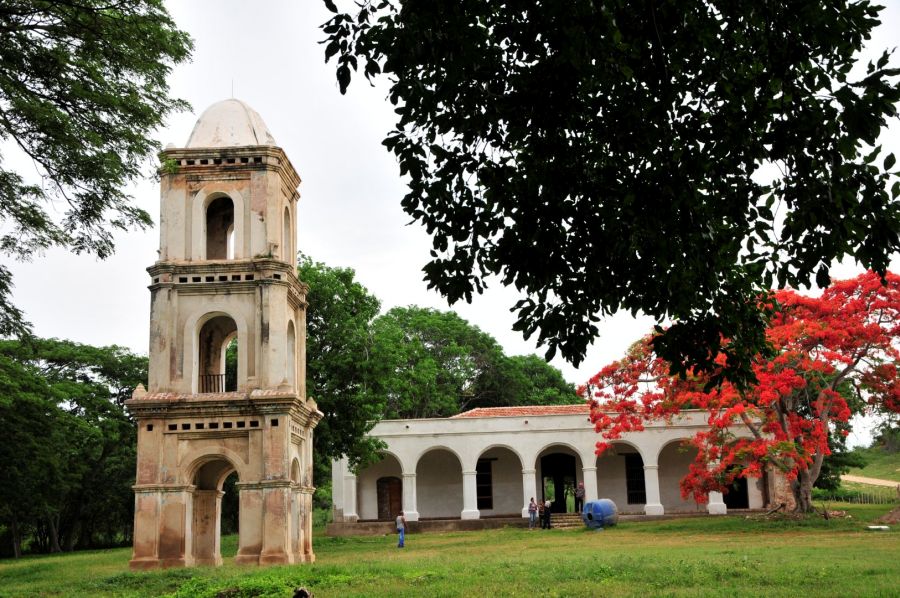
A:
[
  {"left": 1, "top": 504, "right": 898, "bottom": 598},
  {"left": 848, "top": 447, "right": 900, "bottom": 483}
]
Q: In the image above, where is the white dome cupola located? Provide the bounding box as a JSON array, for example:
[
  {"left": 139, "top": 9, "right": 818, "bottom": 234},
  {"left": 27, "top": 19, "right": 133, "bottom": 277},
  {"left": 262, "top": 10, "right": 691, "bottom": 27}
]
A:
[{"left": 186, "top": 99, "right": 277, "bottom": 148}]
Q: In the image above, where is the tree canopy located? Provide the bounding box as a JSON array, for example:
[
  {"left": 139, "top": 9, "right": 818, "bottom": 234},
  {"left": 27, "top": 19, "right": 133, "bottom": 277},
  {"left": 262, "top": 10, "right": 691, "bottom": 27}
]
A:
[
  {"left": 580, "top": 271, "right": 900, "bottom": 512},
  {"left": 0, "top": 0, "right": 192, "bottom": 337},
  {"left": 372, "top": 305, "right": 578, "bottom": 419},
  {"left": 0, "top": 337, "right": 147, "bottom": 557},
  {"left": 322, "top": 0, "right": 900, "bottom": 389},
  {"left": 299, "top": 255, "right": 386, "bottom": 480}
]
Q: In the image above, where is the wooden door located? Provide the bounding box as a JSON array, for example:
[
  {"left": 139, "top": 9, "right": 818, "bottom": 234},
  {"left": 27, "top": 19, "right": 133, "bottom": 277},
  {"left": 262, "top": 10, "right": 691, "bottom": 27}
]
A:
[{"left": 377, "top": 477, "right": 402, "bottom": 520}]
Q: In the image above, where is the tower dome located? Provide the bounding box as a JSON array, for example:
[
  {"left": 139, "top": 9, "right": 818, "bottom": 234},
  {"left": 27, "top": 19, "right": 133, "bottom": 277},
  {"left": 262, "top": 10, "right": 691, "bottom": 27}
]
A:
[{"left": 186, "top": 99, "right": 276, "bottom": 148}]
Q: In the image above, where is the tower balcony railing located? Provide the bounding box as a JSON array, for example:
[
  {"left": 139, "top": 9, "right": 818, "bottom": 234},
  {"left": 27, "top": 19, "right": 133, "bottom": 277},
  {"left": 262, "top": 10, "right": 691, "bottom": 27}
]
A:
[{"left": 200, "top": 374, "right": 226, "bottom": 394}]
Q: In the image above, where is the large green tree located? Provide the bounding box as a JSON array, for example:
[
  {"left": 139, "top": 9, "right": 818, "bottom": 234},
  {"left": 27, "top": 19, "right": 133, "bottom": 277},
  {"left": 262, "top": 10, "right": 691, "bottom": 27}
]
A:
[
  {"left": 299, "top": 256, "right": 385, "bottom": 481},
  {"left": 371, "top": 306, "right": 577, "bottom": 418},
  {"left": 0, "top": 1, "right": 192, "bottom": 337},
  {"left": 0, "top": 337, "right": 147, "bottom": 557},
  {"left": 322, "top": 0, "right": 900, "bottom": 389}
]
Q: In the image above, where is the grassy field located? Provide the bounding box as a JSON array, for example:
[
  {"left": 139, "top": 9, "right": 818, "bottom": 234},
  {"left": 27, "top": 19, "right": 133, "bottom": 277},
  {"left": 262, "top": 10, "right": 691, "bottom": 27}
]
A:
[
  {"left": 1, "top": 504, "right": 898, "bottom": 598},
  {"left": 848, "top": 446, "right": 900, "bottom": 483}
]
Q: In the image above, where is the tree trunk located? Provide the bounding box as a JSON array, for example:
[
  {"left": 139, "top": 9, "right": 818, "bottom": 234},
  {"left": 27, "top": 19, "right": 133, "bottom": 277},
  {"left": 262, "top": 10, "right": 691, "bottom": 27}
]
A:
[
  {"left": 10, "top": 516, "right": 21, "bottom": 559},
  {"left": 793, "top": 469, "right": 815, "bottom": 513},
  {"left": 65, "top": 519, "right": 80, "bottom": 552},
  {"left": 47, "top": 513, "right": 62, "bottom": 553}
]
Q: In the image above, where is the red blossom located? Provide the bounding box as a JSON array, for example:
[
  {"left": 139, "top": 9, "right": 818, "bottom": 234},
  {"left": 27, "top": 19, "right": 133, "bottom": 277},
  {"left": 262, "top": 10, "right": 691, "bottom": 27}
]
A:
[{"left": 581, "top": 271, "right": 900, "bottom": 504}]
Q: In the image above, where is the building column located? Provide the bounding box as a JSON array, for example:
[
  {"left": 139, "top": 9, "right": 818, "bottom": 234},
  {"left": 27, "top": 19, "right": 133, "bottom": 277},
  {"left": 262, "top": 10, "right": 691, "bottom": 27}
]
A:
[
  {"left": 343, "top": 473, "right": 358, "bottom": 522},
  {"left": 259, "top": 481, "right": 293, "bottom": 565},
  {"left": 191, "top": 489, "right": 224, "bottom": 566},
  {"left": 234, "top": 482, "right": 263, "bottom": 565},
  {"left": 402, "top": 473, "right": 419, "bottom": 521},
  {"left": 707, "top": 491, "right": 727, "bottom": 515},
  {"left": 461, "top": 470, "right": 480, "bottom": 520},
  {"left": 521, "top": 468, "right": 538, "bottom": 517},
  {"left": 129, "top": 484, "right": 195, "bottom": 570},
  {"left": 643, "top": 464, "right": 665, "bottom": 516},
  {"left": 581, "top": 466, "right": 598, "bottom": 502}
]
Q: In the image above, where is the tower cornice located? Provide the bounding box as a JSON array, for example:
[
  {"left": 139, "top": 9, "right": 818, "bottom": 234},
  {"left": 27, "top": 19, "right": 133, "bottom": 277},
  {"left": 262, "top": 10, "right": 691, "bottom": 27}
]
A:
[{"left": 160, "top": 145, "right": 301, "bottom": 201}]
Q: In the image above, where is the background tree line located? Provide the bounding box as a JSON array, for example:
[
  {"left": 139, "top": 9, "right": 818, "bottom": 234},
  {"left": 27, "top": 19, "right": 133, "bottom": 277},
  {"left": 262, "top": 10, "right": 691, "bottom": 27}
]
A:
[{"left": 0, "top": 338, "right": 146, "bottom": 558}]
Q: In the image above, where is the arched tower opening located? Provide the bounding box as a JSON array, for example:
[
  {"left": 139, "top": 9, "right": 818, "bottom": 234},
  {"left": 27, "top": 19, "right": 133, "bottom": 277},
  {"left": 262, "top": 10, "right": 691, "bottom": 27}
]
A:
[
  {"left": 206, "top": 196, "right": 235, "bottom": 260},
  {"left": 286, "top": 320, "right": 296, "bottom": 389},
  {"left": 198, "top": 315, "right": 238, "bottom": 393},
  {"left": 282, "top": 206, "right": 292, "bottom": 262},
  {"left": 191, "top": 458, "right": 238, "bottom": 566}
]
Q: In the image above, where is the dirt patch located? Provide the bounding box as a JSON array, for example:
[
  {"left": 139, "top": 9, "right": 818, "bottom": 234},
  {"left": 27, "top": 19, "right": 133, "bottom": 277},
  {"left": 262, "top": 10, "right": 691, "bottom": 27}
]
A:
[
  {"left": 875, "top": 506, "right": 900, "bottom": 525},
  {"left": 841, "top": 474, "right": 900, "bottom": 488}
]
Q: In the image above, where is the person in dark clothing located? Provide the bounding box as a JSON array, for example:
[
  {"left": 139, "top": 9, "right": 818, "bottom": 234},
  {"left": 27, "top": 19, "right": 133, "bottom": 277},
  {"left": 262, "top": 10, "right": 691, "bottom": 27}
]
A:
[
  {"left": 574, "top": 482, "right": 586, "bottom": 513},
  {"left": 542, "top": 499, "right": 552, "bottom": 529}
]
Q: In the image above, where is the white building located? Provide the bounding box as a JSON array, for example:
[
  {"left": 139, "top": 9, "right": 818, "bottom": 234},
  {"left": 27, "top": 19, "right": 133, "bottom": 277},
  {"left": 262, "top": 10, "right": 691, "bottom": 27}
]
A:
[{"left": 332, "top": 405, "right": 772, "bottom": 527}]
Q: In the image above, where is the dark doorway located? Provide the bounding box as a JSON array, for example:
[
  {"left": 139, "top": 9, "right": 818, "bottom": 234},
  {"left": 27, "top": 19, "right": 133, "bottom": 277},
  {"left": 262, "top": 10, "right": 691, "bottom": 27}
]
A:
[
  {"left": 540, "top": 453, "right": 576, "bottom": 513},
  {"left": 624, "top": 453, "right": 647, "bottom": 504},
  {"left": 376, "top": 477, "right": 402, "bottom": 520},
  {"left": 723, "top": 477, "right": 749, "bottom": 509},
  {"left": 221, "top": 471, "right": 239, "bottom": 535}
]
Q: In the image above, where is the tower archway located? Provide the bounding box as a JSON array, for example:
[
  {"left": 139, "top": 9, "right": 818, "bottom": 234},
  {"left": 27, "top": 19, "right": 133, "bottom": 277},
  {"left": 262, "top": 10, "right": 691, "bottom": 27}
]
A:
[
  {"left": 286, "top": 320, "right": 296, "bottom": 389},
  {"left": 206, "top": 195, "right": 235, "bottom": 260},
  {"left": 282, "top": 207, "right": 292, "bottom": 262},
  {"left": 197, "top": 314, "right": 238, "bottom": 393},
  {"left": 190, "top": 457, "right": 238, "bottom": 566}
]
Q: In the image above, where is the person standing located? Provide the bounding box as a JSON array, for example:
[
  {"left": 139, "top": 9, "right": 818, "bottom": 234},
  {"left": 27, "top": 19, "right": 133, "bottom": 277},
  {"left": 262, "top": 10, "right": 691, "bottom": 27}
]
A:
[
  {"left": 542, "top": 499, "right": 552, "bottom": 529},
  {"left": 574, "top": 482, "right": 586, "bottom": 513},
  {"left": 396, "top": 511, "right": 407, "bottom": 548},
  {"left": 528, "top": 497, "right": 538, "bottom": 529}
]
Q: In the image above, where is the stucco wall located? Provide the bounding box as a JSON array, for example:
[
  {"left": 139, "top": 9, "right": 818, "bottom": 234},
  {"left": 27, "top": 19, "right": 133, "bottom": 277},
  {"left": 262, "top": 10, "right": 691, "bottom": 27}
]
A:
[
  {"left": 595, "top": 446, "right": 643, "bottom": 513},
  {"left": 478, "top": 447, "right": 523, "bottom": 516},
  {"left": 657, "top": 442, "right": 704, "bottom": 512},
  {"left": 416, "top": 450, "right": 463, "bottom": 518}
]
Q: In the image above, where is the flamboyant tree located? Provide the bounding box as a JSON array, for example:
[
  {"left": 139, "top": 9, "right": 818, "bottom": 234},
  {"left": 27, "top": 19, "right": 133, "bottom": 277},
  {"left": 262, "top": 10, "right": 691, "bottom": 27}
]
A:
[{"left": 580, "top": 271, "right": 900, "bottom": 513}]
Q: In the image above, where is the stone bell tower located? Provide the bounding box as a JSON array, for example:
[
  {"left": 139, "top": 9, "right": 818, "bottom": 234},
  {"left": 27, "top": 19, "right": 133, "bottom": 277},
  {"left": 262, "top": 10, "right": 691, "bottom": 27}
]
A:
[{"left": 126, "top": 99, "right": 321, "bottom": 569}]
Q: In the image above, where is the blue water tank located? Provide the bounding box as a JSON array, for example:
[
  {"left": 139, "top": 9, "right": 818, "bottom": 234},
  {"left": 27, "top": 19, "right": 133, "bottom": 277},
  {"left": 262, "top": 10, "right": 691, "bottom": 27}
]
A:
[{"left": 582, "top": 499, "right": 619, "bottom": 529}]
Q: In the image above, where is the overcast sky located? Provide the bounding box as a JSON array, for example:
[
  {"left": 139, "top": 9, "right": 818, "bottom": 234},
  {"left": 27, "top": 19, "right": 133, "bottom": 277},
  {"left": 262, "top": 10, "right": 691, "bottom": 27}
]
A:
[{"left": 4, "top": 1, "right": 899, "bottom": 444}]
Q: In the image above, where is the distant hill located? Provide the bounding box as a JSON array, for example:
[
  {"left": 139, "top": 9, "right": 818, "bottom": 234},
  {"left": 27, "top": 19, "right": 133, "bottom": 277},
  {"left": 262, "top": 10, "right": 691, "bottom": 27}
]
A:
[{"left": 848, "top": 444, "right": 900, "bottom": 483}]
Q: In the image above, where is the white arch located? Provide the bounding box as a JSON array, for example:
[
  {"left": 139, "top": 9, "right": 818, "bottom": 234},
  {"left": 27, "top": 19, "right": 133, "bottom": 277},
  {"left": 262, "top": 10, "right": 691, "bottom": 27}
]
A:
[
  {"left": 474, "top": 444, "right": 525, "bottom": 472},
  {"left": 191, "top": 187, "right": 246, "bottom": 260},
  {"left": 533, "top": 441, "right": 586, "bottom": 469},
  {"left": 184, "top": 307, "right": 250, "bottom": 394},
  {"left": 412, "top": 445, "right": 465, "bottom": 474},
  {"left": 595, "top": 439, "right": 648, "bottom": 464},
  {"left": 654, "top": 437, "right": 696, "bottom": 464}
]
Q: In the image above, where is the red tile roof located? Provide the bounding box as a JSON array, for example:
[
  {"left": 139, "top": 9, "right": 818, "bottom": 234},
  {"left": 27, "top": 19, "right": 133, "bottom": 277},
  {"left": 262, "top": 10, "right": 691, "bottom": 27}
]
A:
[{"left": 451, "top": 404, "right": 591, "bottom": 418}]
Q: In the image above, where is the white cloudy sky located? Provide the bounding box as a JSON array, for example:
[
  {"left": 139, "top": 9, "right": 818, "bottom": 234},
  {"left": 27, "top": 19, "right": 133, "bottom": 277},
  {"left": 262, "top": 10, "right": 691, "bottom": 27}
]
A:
[{"left": 4, "top": 1, "right": 900, "bottom": 444}]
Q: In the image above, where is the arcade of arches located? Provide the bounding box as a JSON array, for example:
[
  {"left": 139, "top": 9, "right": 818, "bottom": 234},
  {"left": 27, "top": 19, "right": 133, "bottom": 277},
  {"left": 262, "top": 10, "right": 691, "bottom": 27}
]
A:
[{"left": 332, "top": 406, "right": 783, "bottom": 525}]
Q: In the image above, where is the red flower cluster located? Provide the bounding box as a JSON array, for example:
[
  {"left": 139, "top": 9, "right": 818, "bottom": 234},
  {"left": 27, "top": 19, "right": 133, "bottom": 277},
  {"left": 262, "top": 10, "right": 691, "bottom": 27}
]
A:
[{"left": 581, "top": 271, "right": 900, "bottom": 507}]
